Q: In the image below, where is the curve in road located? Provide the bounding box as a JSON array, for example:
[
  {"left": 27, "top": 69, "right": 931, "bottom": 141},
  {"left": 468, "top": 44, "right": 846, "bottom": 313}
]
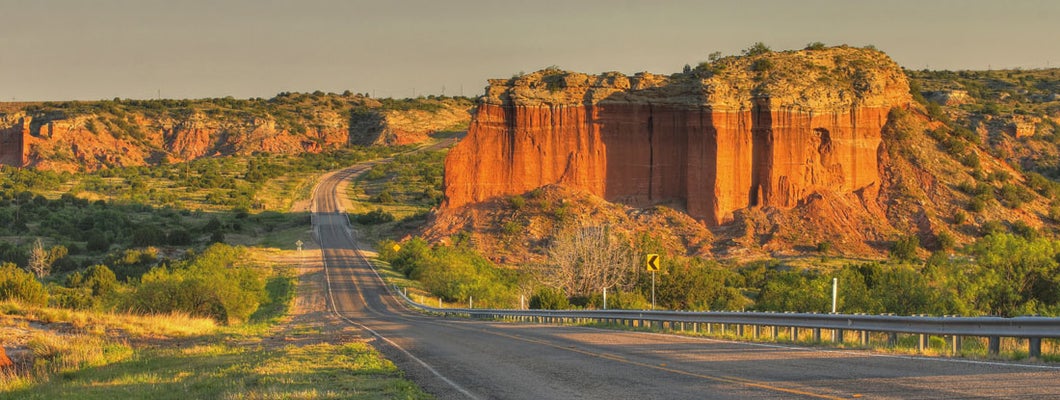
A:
[{"left": 311, "top": 160, "right": 1060, "bottom": 400}]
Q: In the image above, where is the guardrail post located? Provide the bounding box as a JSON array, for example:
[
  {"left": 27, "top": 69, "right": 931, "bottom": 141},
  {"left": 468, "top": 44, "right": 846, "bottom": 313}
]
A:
[
  {"left": 706, "top": 323, "right": 713, "bottom": 334},
  {"left": 917, "top": 334, "right": 927, "bottom": 353},
  {"left": 888, "top": 332, "right": 898, "bottom": 347},
  {"left": 813, "top": 328, "right": 821, "bottom": 343},
  {"left": 860, "top": 331, "right": 869, "bottom": 346},
  {"left": 833, "top": 329, "right": 843, "bottom": 344},
  {"left": 1029, "top": 338, "right": 1042, "bottom": 359},
  {"left": 790, "top": 326, "right": 797, "bottom": 342},
  {"left": 737, "top": 324, "right": 745, "bottom": 337},
  {"left": 753, "top": 325, "right": 761, "bottom": 339},
  {"left": 771, "top": 326, "right": 778, "bottom": 340},
  {"left": 988, "top": 336, "right": 1000, "bottom": 356}
]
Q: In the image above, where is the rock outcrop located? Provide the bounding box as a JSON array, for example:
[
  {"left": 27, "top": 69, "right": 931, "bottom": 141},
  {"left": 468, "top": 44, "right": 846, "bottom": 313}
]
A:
[
  {"left": 0, "top": 114, "right": 28, "bottom": 167},
  {"left": 444, "top": 47, "right": 911, "bottom": 226},
  {"left": 0, "top": 346, "right": 11, "bottom": 370},
  {"left": 0, "top": 95, "right": 473, "bottom": 172}
]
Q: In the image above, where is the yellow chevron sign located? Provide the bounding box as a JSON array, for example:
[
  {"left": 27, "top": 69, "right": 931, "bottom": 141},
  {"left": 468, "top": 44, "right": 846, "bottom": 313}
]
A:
[{"left": 646, "top": 254, "right": 660, "bottom": 272}]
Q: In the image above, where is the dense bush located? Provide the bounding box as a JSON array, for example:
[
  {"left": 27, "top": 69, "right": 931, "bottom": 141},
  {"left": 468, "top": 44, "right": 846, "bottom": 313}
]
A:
[
  {"left": 127, "top": 244, "right": 266, "bottom": 324},
  {"left": 654, "top": 259, "right": 749, "bottom": 311},
  {"left": 0, "top": 262, "right": 47, "bottom": 305},
  {"left": 890, "top": 235, "right": 920, "bottom": 261},
  {"left": 529, "top": 287, "right": 569, "bottom": 310},
  {"left": 380, "top": 238, "right": 518, "bottom": 307},
  {"left": 354, "top": 208, "right": 395, "bottom": 225}
]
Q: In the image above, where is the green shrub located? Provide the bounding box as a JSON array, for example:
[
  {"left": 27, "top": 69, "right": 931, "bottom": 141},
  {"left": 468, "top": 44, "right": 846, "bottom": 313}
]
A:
[
  {"left": 0, "top": 262, "right": 47, "bottom": 305},
  {"left": 891, "top": 235, "right": 920, "bottom": 261},
  {"left": 529, "top": 287, "right": 569, "bottom": 310},
  {"left": 588, "top": 290, "right": 649, "bottom": 310},
  {"left": 81, "top": 264, "right": 118, "bottom": 297},
  {"left": 816, "top": 241, "right": 833, "bottom": 253},
  {"left": 354, "top": 208, "right": 395, "bottom": 225},
  {"left": 804, "top": 41, "right": 826, "bottom": 50},
  {"left": 509, "top": 195, "right": 526, "bottom": 210},
  {"left": 127, "top": 244, "right": 265, "bottom": 324},
  {"left": 48, "top": 285, "right": 93, "bottom": 309},
  {"left": 132, "top": 225, "right": 166, "bottom": 247},
  {"left": 167, "top": 228, "right": 193, "bottom": 245},
  {"left": 998, "top": 183, "right": 1034, "bottom": 209},
  {"left": 750, "top": 58, "right": 774, "bottom": 72},
  {"left": 935, "top": 231, "right": 956, "bottom": 250},
  {"left": 953, "top": 211, "right": 968, "bottom": 225},
  {"left": 374, "top": 190, "right": 394, "bottom": 204},
  {"left": 742, "top": 42, "right": 771, "bottom": 57}
]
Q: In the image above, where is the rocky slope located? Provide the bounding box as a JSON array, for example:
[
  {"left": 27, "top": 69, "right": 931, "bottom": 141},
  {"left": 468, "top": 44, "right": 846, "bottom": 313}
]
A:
[
  {"left": 0, "top": 94, "right": 472, "bottom": 172},
  {"left": 436, "top": 46, "right": 1057, "bottom": 259}
]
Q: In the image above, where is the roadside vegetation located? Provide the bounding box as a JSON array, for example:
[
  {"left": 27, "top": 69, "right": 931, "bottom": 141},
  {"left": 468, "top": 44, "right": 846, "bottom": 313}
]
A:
[
  {"left": 0, "top": 145, "right": 430, "bottom": 398},
  {"left": 346, "top": 149, "right": 446, "bottom": 243}
]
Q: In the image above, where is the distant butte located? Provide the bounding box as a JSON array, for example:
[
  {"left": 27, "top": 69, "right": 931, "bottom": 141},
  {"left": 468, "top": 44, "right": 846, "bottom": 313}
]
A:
[{"left": 443, "top": 46, "right": 911, "bottom": 226}]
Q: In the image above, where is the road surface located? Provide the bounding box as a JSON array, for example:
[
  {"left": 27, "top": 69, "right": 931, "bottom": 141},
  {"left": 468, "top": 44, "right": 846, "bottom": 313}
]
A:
[{"left": 311, "top": 159, "right": 1060, "bottom": 399}]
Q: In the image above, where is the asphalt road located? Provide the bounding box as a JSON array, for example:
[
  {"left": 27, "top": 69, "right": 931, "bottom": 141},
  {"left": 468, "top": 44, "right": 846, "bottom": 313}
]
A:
[{"left": 311, "top": 161, "right": 1060, "bottom": 400}]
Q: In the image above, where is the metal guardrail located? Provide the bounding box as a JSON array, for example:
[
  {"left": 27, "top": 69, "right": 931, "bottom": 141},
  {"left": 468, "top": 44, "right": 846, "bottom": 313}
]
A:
[
  {"left": 396, "top": 290, "right": 1060, "bottom": 358},
  {"left": 331, "top": 162, "right": 1060, "bottom": 360}
]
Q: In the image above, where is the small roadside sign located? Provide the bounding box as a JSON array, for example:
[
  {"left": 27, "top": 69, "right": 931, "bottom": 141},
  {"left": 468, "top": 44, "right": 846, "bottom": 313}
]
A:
[{"left": 646, "top": 254, "right": 660, "bottom": 272}]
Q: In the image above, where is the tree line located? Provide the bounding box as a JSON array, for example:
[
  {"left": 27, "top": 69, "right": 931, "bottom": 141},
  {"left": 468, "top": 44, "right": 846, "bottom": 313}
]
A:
[{"left": 381, "top": 227, "right": 1060, "bottom": 317}]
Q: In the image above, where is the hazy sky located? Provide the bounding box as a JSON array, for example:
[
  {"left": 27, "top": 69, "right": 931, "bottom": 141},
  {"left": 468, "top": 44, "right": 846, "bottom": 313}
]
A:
[{"left": 2, "top": 0, "right": 1058, "bottom": 101}]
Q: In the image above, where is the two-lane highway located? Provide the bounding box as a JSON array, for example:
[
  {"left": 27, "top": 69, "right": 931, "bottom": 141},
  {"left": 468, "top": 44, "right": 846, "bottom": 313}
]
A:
[{"left": 311, "top": 162, "right": 1060, "bottom": 399}]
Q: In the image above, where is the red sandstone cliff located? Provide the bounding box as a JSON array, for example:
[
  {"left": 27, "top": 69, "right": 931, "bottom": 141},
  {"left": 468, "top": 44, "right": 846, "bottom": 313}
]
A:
[
  {"left": 444, "top": 47, "right": 911, "bottom": 226},
  {"left": 0, "top": 95, "right": 472, "bottom": 172}
]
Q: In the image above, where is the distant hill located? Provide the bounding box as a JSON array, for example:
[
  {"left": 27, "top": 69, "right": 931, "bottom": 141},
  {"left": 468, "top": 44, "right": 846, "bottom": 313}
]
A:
[{"left": 0, "top": 93, "right": 472, "bottom": 172}]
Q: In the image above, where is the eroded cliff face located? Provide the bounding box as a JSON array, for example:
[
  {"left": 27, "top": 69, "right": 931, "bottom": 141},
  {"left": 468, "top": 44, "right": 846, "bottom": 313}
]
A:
[
  {"left": 444, "top": 47, "right": 911, "bottom": 225},
  {"left": 0, "top": 114, "right": 28, "bottom": 167},
  {"left": 0, "top": 95, "right": 472, "bottom": 172}
]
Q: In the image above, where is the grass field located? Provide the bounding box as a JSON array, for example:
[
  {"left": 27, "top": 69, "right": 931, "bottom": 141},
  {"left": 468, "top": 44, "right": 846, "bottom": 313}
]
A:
[
  {"left": 2, "top": 341, "right": 427, "bottom": 400},
  {"left": 0, "top": 146, "right": 433, "bottom": 399},
  {"left": 0, "top": 261, "right": 431, "bottom": 400}
]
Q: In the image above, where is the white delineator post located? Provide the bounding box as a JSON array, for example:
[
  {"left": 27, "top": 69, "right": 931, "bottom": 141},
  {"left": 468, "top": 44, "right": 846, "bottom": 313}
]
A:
[{"left": 832, "top": 278, "right": 838, "bottom": 314}]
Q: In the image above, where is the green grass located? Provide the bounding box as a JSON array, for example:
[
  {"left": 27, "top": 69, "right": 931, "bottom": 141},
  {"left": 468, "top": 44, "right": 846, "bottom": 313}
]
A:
[
  {"left": 249, "top": 268, "right": 297, "bottom": 325},
  {"left": 1, "top": 342, "right": 428, "bottom": 400},
  {"left": 1, "top": 261, "right": 432, "bottom": 399}
]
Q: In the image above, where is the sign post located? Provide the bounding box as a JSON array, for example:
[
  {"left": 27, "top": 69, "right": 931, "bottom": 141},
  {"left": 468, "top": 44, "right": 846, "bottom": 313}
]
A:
[{"left": 646, "top": 254, "right": 660, "bottom": 310}]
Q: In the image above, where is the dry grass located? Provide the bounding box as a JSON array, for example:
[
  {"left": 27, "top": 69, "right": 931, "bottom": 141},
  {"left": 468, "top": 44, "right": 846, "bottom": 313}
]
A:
[
  {"left": 0, "top": 300, "right": 217, "bottom": 339},
  {"left": 0, "top": 300, "right": 218, "bottom": 393}
]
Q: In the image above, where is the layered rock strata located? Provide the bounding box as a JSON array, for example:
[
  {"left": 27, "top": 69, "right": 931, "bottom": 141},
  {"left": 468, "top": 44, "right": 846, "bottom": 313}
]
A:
[
  {"left": 444, "top": 47, "right": 911, "bottom": 225},
  {"left": 0, "top": 96, "right": 472, "bottom": 171}
]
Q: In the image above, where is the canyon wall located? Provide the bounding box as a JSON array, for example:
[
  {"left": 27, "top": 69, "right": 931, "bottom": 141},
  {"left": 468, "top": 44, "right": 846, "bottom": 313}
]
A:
[
  {"left": 444, "top": 47, "right": 911, "bottom": 225},
  {"left": 0, "top": 114, "right": 28, "bottom": 167},
  {"left": 0, "top": 95, "right": 472, "bottom": 171}
]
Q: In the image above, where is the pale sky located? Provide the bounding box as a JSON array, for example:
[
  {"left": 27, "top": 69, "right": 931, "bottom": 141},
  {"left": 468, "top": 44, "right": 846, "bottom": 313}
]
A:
[{"left": 2, "top": 0, "right": 1057, "bottom": 101}]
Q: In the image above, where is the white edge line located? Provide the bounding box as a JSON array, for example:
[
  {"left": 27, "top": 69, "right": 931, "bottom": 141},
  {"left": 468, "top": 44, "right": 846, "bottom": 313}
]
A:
[
  {"left": 578, "top": 325, "right": 1060, "bottom": 371},
  {"left": 314, "top": 171, "right": 482, "bottom": 400}
]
